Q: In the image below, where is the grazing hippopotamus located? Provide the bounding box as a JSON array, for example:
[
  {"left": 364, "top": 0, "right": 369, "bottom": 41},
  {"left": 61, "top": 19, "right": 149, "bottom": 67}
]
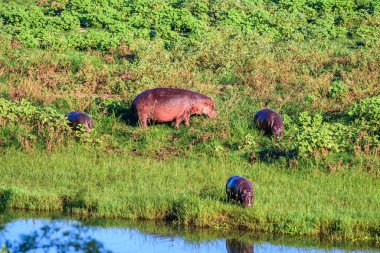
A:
[
  {"left": 66, "top": 111, "right": 93, "bottom": 132},
  {"left": 253, "top": 108, "right": 284, "bottom": 138},
  {"left": 226, "top": 239, "right": 254, "bottom": 253},
  {"left": 226, "top": 175, "right": 254, "bottom": 207},
  {"left": 132, "top": 88, "right": 218, "bottom": 128}
]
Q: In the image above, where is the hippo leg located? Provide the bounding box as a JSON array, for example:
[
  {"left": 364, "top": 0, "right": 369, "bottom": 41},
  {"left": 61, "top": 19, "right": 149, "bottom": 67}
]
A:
[
  {"left": 138, "top": 114, "right": 148, "bottom": 128},
  {"left": 184, "top": 115, "right": 190, "bottom": 126},
  {"left": 175, "top": 110, "right": 190, "bottom": 129},
  {"left": 226, "top": 189, "right": 232, "bottom": 202},
  {"left": 174, "top": 117, "right": 183, "bottom": 129},
  {"left": 69, "top": 122, "right": 76, "bottom": 129}
]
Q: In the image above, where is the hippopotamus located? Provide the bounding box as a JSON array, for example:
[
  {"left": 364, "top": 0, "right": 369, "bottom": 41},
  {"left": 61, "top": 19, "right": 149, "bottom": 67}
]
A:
[
  {"left": 226, "top": 239, "right": 254, "bottom": 253},
  {"left": 66, "top": 111, "right": 93, "bottom": 132},
  {"left": 226, "top": 175, "right": 254, "bottom": 207},
  {"left": 253, "top": 108, "right": 284, "bottom": 138},
  {"left": 132, "top": 88, "right": 218, "bottom": 128}
]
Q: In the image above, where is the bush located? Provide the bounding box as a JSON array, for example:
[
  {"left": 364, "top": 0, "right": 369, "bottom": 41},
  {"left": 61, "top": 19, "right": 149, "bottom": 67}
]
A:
[
  {"left": 348, "top": 96, "right": 380, "bottom": 150},
  {"left": 328, "top": 79, "right": 349, "bottom": 99},
  {"left": 1, "top": 0, "right": 379, "bottom": 51},
  {"left": 0, "top": 98, "right": 72, "bottom": 151},
  {"left": 292, "top": 112, "right": 350, "bottom": 157},
  {"left": 349, "top": 96, "right": 380, "bottom": 134}
]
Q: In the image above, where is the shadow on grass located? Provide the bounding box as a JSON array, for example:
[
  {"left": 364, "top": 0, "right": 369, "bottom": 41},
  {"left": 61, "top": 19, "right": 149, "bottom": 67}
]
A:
[
  {"left": 322, "top": 111, "right": 352, "bottom": 124},
  {"left": 95, "top": 98, "right": 138, "bottom": 126},
  {"left": 0, "top": 189, "right": 12, "bottom": 213},
  {"left": 61, "top": 194, "right": 98, "bottom": 215},
  {"left": 248, "top": 148, "right": 297, "bottom": 164},
  {"left": 0, "top": 190, "right": 12, "bottom": 232}
]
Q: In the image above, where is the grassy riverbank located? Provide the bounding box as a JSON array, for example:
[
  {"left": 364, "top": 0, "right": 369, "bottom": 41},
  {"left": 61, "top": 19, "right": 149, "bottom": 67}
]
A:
[
  {"left": 0, "top": 0, "right": 379, "bottom": 245},
  {"left": 0, "top": 149, "right": 379, "bottom": 243}
]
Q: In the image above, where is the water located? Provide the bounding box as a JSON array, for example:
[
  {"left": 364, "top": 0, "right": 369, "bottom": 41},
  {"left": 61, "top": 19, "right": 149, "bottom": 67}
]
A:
[{"left": 0, "top": 214, "right": 378, "bottom": 253}]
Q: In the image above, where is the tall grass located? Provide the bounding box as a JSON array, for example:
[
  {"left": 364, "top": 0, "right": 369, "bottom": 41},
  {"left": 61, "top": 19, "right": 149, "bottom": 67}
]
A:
[{"left": 0, "top": 149, "right": 379, "bottom": 243}]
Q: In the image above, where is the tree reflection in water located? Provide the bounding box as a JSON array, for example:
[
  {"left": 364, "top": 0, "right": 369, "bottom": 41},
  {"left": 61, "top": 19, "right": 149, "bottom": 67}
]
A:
[
  {"left": 4, "top": 221, "right": 112, "bottom": 253},
  {"left": 226, "top": 238, "right": 254, "bottom": 253}
]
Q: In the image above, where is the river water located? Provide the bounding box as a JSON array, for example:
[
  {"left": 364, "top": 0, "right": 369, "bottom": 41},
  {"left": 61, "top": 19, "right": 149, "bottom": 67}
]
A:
[{"left": 0, "top": 213, "right": 378, "bottom": 253}]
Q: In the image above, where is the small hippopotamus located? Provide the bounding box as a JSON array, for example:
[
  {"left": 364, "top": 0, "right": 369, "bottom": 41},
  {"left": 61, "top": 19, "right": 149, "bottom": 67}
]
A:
[
  {"left": 66, "top": 111, "right": 93, "bottom": 132},
  {"left": 226, "top": 175, "right": 254, "bottom": 207},
  {"left": 253, "top": 108, "right": 284, "bottom": 138},
  {"left": 226, "top": 239, "right": 254, "bottom": 253},
  {"left": 132, "top": 88, "right": 218, "bottom": 128}
]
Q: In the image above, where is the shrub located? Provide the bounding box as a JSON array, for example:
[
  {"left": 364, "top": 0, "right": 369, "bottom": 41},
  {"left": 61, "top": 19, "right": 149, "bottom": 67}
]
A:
[
  {"left": 349, "top": 96, "right": 380, "bottom": 134},
  {"left": 1, "top": 0, "right": 379, "bottom": 51},
  {"left": 328, "top": 79, "right": 349, "bottom": 99},
  {"left": 0, "top": 98, "right": 72, "bottom": 151},
  {"left": 348, "top": 96, "right": 380, "bottom": 151},
  {"left": 292, "top": 112, "right": 350, "bottom": 157}
]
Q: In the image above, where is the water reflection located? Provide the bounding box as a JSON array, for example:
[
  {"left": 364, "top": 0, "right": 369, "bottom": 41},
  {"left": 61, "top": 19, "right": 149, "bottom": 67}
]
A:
[
  {"left": 3, "top": 220, "right": 112, "bottom": 253},
  {"left": 226, "top": 239, "right": 254, "bottom": 253},
  {"left": 0, "top": 215, "right": 378, "bottom": 253}
]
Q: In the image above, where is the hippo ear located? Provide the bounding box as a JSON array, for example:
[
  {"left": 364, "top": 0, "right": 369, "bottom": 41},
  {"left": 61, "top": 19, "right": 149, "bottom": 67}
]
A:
[{"left": 205, "top": 99, "right": 214, "bottom": 106}]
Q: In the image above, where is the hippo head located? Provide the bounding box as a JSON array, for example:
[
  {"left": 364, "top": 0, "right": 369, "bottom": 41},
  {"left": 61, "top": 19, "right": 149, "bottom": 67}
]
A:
[
  {"left": 202, "top": 100, "right": 218, "bottom": 118},
  {"left": 272, "top": 125, "right": 284, "bottom": 138},
  {"left": 241, "top": 190, "right": 253, "bottom": 207},
  {"left": 66, "top": 111, "right": 93, "bottom": 133}
]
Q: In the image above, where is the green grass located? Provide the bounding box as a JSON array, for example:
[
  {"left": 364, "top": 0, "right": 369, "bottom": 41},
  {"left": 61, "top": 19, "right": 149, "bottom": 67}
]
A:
[
  {"left": 0, "top": 0, "right": 379, "bottom": 246},
  {"left": 0, "top": 148, "right": 379, "bottom": 243}
]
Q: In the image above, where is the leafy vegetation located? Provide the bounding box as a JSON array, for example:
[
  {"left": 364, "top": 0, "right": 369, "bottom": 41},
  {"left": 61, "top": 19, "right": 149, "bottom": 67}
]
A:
[
  {"left": 0, "top": 98, "right": 72, "bottom": 151},
  {"left": 0, "top": 0, "right": 379, "bottom": 243},
  {"left": 1, "top": 0, "right": 380, "bottom": 50}
]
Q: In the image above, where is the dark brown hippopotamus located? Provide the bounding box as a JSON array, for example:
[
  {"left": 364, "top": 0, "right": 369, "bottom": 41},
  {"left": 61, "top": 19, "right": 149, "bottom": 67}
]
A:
[
  {"left": 226, "top": 239, "right": 254, "bottom": 253},
  {"left": 253, "top": 108, "right": 284, "bottom": 138},
  {"left": 226, "top": 175, "right": 254, "bottom": 207},
  {"left": 132, "top": 88, "right": 218, "bottom": 128},
  {"left": 66, "top": 111, "right": 93, "bottom": 132}
]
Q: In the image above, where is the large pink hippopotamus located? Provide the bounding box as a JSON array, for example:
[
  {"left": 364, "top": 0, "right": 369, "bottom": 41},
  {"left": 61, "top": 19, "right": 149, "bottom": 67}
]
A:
[
  {"left": 132, "top": 88, "right": 218, "bottom": 128},
  {"left": 253, "top": 108, "right": 284, "bottom": 138}
]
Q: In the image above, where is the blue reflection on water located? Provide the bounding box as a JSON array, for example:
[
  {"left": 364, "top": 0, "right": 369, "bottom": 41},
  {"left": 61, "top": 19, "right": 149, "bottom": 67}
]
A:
[{"left": 0, "top": 219, "right": 376, "bottom": 253}]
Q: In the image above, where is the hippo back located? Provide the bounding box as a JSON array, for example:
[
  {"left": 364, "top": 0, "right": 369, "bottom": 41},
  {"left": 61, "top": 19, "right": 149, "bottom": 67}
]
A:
[
  {"left": 254, "top": 109, "right": 278, "bottom": 125},
  {"left": 66, "top": 111, "right": 83, "bottom": 122},
  {"left": 226, "top": 176, "right": 253, "bottom": 193},
  {"left": 66, "top": 111, "right": 93, "bottom": 131},
  {"left": 254, "top": 108, "right": 284, "bottom": 137},
  {"left": 133, "top": 88, "right": 210, "bottom": 106}
]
